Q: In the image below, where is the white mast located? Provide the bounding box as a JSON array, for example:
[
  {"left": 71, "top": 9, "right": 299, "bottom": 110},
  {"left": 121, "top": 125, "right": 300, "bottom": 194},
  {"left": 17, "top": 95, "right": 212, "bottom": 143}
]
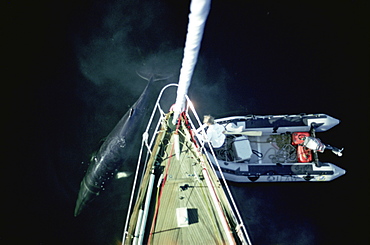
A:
[{"left": 172, "top": 0, "right": 211, "bottom": 124}]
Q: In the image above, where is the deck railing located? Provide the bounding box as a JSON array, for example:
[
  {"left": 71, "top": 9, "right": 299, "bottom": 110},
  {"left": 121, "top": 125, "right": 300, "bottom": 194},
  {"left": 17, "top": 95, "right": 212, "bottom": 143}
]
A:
[{"left": 122, "top": 84, "right": 252, "bottom": 244}]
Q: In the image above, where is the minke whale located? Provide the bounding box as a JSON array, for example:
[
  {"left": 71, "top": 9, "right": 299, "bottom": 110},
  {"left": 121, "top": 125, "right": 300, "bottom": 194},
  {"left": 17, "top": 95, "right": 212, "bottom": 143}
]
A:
[{"left": 74, "top": 74, "right": 168, "bottom": 216}]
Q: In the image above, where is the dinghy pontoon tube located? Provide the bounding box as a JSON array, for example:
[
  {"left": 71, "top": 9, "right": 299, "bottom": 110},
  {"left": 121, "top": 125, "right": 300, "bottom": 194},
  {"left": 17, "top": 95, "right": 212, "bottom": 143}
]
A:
[{"left": 196, "top": 114, "right": 345, "bottom": 183}]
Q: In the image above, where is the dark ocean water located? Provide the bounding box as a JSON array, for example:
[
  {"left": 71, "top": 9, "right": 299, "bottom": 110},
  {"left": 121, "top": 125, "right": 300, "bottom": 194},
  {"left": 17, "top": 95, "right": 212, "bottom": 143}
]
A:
[{"left": 3, "top": 1, "right": 368, "bottom": 244}]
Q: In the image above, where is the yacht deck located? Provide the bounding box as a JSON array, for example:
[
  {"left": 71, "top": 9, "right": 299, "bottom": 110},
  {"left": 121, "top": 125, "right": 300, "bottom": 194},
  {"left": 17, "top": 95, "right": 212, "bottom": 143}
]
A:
[{"left": 124, "top": 113, "right": 246, "bottom": 244}]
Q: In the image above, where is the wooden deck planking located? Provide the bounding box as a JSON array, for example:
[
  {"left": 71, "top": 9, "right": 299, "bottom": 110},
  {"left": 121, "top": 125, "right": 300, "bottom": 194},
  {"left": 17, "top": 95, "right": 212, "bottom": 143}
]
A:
[
  {"left": 150, "top": 128, "right": 231, "bottom": 244},
  {"left": 124, "top": 114, "right": 244, "bottom": 244}
]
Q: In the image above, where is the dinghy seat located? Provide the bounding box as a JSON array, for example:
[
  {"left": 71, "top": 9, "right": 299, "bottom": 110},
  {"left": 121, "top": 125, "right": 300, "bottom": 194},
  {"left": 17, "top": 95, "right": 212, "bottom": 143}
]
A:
[{"left": 232, "top": 136, "right": 253, "bottom": 162}]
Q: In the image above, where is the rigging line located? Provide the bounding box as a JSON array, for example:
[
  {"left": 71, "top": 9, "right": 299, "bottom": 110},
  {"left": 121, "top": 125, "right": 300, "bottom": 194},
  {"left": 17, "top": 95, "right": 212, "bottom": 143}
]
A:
[
  {"left": 197, "top": 177, "right": 224, "bottom": 243},
  {"left": 147, "top": 133, "right": 176, "bottom": 243},
  {"left": 185, "top": 95, "right": 252, "bottom": 243},
  {"left": 122, "top": 137, "right": 147, "bottom": 243},
  {"left": 147, "top": 179, "right": 161, "bottom": 244},
  {"left": 183, "top": 111, "right": 199, "bottom": 147},
  {"left": 202, "top": 166, "right": 236, "bottom": 244}
]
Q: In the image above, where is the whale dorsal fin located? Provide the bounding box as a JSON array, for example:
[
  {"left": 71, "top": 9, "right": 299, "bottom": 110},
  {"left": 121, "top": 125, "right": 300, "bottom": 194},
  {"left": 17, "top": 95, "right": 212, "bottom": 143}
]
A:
[{"left": 136, "top": 71, "right": 173, "bottom": 82}]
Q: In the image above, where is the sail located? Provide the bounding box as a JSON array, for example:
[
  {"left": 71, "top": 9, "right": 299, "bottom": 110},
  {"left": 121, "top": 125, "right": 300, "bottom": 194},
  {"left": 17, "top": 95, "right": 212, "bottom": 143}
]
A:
[{"left": 173, "top": 0, "right": 211, "bottom": 123}]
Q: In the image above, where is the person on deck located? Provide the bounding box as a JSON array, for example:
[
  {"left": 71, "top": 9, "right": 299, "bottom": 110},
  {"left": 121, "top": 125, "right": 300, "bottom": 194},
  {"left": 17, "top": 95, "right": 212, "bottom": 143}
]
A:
[{"left": 200, "top": 115, "right": 226, "bottom": 149}]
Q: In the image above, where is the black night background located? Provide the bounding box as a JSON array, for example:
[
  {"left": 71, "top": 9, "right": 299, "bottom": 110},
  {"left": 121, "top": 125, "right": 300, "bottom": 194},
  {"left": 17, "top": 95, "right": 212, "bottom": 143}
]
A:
[{"left": 3, "top": 0, "right": 369, "bottom": 244}]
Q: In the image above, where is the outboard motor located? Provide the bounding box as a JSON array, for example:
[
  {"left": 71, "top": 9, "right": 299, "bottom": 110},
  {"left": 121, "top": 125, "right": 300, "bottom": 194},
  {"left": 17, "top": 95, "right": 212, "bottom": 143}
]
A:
[{"left": 303, "top": 136, "right": 343, "bottom": 157}]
